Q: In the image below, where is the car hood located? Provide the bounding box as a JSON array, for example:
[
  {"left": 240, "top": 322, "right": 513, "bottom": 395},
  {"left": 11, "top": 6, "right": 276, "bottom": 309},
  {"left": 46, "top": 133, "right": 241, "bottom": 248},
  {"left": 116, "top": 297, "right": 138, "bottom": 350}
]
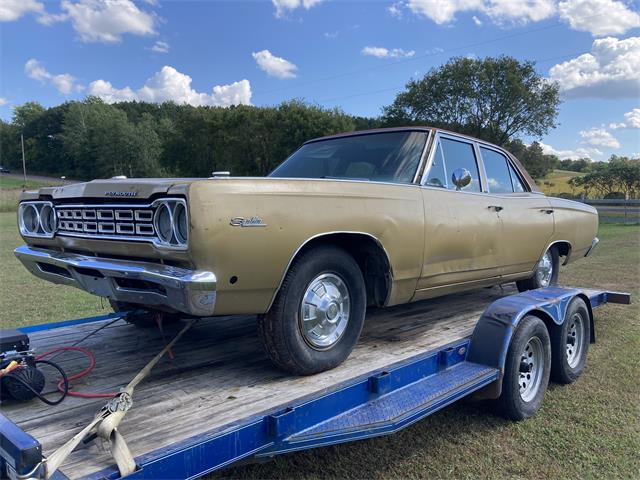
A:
[{"left": 20, "top": 178, "right": 200, "bottom": 202}]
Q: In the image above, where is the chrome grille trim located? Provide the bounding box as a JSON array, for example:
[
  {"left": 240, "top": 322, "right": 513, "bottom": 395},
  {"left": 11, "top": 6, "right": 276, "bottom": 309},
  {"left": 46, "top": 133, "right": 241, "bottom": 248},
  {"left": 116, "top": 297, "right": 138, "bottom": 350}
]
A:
[{"left": 56, "top": 203, "right": 156, "bottom": 242}]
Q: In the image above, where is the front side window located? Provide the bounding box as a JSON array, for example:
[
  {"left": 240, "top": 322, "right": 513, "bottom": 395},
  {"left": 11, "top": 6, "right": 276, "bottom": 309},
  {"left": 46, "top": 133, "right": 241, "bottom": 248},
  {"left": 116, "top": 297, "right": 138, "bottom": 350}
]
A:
[
  {"left": 438, "top": 137, "right": 481, "bottom": 192},
  {"left": 481, "top": 147, "right": 514, "bottom": 193},
  {"left": 269, "top": 131, "right": 428, "bottom": 184}
]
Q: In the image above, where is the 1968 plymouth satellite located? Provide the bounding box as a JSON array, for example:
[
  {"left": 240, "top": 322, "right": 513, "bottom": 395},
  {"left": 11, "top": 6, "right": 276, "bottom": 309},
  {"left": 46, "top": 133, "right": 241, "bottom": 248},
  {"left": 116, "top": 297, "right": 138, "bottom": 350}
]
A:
[{"left": 15, "top": 127, "right": 599, "bottom": 374}]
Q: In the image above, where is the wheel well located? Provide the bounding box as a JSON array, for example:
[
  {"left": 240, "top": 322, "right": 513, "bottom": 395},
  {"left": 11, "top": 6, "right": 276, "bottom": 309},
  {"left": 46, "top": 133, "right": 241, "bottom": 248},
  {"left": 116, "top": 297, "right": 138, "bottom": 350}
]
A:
[
  {"left": 552, "top": 241, "right": 572, "bottom": 264},
  {"left": 290, "top": 233, "right": 392, "bottom": 307}
]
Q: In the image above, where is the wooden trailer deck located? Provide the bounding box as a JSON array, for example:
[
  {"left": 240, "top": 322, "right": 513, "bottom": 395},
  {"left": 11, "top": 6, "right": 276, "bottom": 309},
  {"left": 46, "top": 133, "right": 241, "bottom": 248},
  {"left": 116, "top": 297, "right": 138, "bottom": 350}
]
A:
[{"left": 0, "top": 285, "right": 514, "bottom": 478}]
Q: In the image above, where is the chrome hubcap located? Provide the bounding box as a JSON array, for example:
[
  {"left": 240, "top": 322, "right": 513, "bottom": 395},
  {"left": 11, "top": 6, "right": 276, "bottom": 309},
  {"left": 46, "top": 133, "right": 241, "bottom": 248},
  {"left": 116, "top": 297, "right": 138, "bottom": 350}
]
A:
[
  {"left": 536, "top": 251, "right": 553, "bottom": 287},
  {"left": 519, "top": 336, "right": 544, "bottom": 402},
  {"left": 566, "top": 312, "right": 585, "bottom": 369},
  {"left": 299, "top": 273, "right": 350, "bottom": 350}
]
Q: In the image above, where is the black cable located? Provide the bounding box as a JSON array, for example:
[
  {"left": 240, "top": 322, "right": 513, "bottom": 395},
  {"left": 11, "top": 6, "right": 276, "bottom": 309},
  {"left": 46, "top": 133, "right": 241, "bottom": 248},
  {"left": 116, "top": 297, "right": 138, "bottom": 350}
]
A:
[{"left": 5, "top": 359, "right": 69, "bottom": 406}]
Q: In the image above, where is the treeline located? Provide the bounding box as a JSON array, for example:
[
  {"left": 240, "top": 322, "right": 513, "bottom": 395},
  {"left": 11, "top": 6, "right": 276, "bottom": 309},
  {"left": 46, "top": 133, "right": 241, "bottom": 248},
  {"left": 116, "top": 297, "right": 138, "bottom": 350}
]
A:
[
  {"left": 567, "top": 157, "right": 640, "bottom": 199},
  {"left": 1, "top": 97, "right": 564, "bottom": 182},
  {"left": 0, "top": 98, "right": 377, "bottom": 180}
]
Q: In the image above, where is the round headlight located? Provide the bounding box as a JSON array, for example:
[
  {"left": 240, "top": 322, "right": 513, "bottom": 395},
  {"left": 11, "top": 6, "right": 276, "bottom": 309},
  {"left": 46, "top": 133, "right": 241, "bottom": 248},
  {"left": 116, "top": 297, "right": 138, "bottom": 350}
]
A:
[
  {"left": 40, "top": 204, "right": 56, "bottom": 234},
  {"left": 20, "top": 204, "right": 40, "bottom": 235},
  {"left": 154, "top": 203, "right": 173, "bottom": 244},
  {"left": 174, "top": 202, "right": 187, "bottom": 244}
]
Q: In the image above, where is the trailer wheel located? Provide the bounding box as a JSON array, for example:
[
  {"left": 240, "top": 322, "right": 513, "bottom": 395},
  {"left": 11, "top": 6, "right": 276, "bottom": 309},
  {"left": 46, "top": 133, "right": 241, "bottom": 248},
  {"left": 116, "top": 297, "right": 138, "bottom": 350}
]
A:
[
  {"left": 110, "top": 300, "right": 180, "bottom": 328},
  {"left": 516, "top": 246, "right": 559, "bottom": 292},
  {"left": 259, "top": 245, "right": 366, "bottom": 375},
  {"left": 498, "top": 315, "right": 551, "bottom": 420},
  {"left": 550, "top": 297, "right": 590, "bottom": 384}
]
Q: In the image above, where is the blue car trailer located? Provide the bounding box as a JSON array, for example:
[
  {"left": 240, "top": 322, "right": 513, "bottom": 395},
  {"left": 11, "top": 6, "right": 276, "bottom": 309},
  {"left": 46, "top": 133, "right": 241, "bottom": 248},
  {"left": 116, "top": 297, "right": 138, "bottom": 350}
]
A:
[{"left": 0, "top": 285, "right": 630, "bottom": 479}]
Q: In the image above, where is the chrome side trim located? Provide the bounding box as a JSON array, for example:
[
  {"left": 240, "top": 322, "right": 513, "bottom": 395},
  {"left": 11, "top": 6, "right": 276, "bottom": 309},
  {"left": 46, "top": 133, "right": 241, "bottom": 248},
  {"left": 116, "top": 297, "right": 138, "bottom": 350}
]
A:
[
  {"left": 584, "top": 237, "right": 599, "bottom": 257},
  {"left": 266, "top": 231, "right": 395, "bottom": 312},
  {"left": 14, "top": 245, "right": 216, "bottom": 316}
]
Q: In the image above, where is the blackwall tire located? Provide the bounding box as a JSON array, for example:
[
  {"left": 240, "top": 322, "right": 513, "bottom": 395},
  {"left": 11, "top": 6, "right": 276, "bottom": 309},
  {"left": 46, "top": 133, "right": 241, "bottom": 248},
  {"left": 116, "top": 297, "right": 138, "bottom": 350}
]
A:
[
  {"left": 550, "top": 297, "right": 590, "bottom": 384},
  {"left": 259, "top": 245, "right": 366, "bottom": 375},
  {"left": 498, "top": 315, "right": 551, "bottom": 421}
]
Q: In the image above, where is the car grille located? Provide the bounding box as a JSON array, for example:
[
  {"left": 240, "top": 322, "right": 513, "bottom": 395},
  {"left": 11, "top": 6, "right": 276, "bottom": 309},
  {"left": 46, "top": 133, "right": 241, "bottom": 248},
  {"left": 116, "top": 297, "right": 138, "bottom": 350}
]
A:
[{"left": 56, "top": 205, "right": 155, "bottom": 240}]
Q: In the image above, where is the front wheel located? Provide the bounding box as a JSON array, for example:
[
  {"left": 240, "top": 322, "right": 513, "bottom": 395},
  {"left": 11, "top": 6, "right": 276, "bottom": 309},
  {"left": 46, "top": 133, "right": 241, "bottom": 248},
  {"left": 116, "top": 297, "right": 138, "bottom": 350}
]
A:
[
  {"left": 516, "top": 246, "right": 559, "bottom": 292},
  {"left": 259, "top": 245, "right": 366, "bottom": 375}
]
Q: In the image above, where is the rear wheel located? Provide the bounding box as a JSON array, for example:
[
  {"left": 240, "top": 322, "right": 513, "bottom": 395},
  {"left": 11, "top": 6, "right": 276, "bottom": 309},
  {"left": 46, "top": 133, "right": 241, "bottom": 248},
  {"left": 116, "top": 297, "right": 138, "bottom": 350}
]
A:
[
  {"left": 498, "top": 315, "right": 551, "bottom": 420},
  {"left": 517, "top": 246, "right": 559, "bottom": 292},
  {"left": 110, "top": 300, "right": 181, "bottom": 328},
  {"left": 259, "top": 245, "right": 366, "bottom": 375}
]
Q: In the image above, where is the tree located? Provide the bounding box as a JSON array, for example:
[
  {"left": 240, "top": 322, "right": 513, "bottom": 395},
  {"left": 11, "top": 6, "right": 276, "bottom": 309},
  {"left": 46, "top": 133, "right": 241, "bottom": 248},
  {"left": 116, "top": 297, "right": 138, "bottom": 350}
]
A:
[
  {"left": 505, "top": 139, "right": 559, "bottom": 179},
  {"left": 382, "top": 56, "right": 560, "bottom": 146}
]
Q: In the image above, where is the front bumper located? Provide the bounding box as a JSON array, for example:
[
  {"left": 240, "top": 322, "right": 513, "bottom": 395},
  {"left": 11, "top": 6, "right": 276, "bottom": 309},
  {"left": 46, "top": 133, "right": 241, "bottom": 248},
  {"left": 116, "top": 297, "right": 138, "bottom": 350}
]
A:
[{"left": 14, "top": 245, "right": 217, "bottom": 316}]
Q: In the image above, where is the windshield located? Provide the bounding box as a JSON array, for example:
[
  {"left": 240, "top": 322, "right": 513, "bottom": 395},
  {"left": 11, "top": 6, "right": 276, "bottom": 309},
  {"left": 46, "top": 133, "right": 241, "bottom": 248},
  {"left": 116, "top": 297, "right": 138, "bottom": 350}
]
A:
[{"left": 269, "top": 131, "right": 428, "bottom": 184}]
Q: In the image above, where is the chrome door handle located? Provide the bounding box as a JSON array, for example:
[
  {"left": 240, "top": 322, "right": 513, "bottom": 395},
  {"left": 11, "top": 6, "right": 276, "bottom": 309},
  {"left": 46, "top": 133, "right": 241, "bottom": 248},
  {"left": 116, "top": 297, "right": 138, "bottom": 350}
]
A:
[
  {"left": 488, "top": 205, "right": 504, "bottom": 212},
  {"left": 541, "top": 209, "right": 554, "bottom": 214}
]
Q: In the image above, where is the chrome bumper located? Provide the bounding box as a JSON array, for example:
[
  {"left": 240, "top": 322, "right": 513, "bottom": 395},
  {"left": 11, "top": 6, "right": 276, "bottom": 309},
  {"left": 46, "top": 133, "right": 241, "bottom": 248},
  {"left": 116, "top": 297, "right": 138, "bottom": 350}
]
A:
[
  {"left": 14, "top": 245, "right": 217, "bottom": 316},
  {"left": 585, "top": 237, "right": 599, "bottom": 257}
]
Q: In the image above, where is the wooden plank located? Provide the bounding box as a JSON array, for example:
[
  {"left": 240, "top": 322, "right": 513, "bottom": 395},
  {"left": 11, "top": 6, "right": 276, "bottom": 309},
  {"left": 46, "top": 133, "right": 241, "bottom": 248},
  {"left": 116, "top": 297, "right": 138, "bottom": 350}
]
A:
[{"left": 0, "top": 285, "right": 513, "bottom": 478}]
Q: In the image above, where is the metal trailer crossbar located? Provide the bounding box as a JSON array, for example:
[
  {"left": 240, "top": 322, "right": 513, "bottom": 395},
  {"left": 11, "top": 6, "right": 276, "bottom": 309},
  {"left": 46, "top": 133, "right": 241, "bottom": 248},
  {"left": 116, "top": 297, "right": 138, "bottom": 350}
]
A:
[{"left": 0, "top": 286, "right": 630, "bottom": 480}]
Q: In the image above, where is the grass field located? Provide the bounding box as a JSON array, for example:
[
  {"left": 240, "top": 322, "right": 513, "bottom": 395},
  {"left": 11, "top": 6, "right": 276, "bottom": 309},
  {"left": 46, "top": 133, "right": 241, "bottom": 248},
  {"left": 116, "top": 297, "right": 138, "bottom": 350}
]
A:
[
  {"left": 537, "top": 169, "right": 585, "bottom": 197},
  {"left": 0, "top": 175, "right": 67, "bottom": 213},
  {"left": 0, "top": 215, "right": 638, "bottom": 478}
]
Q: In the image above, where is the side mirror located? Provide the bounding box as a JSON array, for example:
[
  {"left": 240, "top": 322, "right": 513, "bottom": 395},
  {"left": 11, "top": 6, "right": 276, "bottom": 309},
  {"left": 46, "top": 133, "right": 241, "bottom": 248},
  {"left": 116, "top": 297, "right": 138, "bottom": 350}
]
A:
[{"left": 451, "top": 168, "right": 471, "bottom": 190}]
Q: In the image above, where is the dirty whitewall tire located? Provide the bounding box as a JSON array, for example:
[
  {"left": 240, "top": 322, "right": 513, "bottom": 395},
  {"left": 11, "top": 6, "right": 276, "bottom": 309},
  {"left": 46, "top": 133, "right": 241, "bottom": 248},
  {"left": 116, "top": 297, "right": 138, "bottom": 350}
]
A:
[{"left": 259, "top": 245, "right": 366, "bottom": 375}]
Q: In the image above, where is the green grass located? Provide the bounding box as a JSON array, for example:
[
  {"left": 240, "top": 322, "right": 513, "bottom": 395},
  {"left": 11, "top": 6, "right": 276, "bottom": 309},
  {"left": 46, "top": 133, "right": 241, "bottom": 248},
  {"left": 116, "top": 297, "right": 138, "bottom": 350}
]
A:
[
  {"left": 0, "top": 176, "right": 67, "bottom": 213},
  {"left": 0, "top": 212, "right": 109, "bottom": 329},
  {"left": 0, "top": 215, "right": 638, "bottom": 478},
  {"left": 538, "top": 169, "right": 586, "bottom": 197}
]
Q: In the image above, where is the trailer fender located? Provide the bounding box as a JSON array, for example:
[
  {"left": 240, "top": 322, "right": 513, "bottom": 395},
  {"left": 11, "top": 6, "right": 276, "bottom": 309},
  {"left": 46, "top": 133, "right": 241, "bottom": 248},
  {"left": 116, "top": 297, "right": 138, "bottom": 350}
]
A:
[{"left": 467, "top": 286, "right": 592, "bottom": 399}]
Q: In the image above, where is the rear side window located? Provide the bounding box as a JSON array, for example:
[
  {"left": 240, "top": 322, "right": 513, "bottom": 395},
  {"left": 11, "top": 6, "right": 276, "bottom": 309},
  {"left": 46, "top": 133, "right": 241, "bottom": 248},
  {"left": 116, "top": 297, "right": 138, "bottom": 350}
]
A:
[
  {"left": 508, "top": 163, "right": 526, "bottom": 192},
  {"left": 481, "top": 147, "right": 514, "bottom": 193},
  {"left": 439, "top": 137, "right": 481, "bottom": 192}
]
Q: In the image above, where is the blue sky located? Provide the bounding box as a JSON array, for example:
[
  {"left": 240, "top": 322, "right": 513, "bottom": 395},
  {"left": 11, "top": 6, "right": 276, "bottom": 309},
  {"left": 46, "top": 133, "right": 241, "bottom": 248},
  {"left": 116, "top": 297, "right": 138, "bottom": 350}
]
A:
[{"left": 1, "top": 0, "right": 639, "bottom": 160}]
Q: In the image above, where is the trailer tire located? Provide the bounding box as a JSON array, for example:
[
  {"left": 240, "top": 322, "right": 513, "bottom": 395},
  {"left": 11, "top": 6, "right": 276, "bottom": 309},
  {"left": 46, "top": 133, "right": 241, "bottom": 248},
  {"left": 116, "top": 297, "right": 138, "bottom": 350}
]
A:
[
  {"left": 259, "top": 245, "right": 366, "bottom": 375},
  {"left": 110, "top": 300, "right": 181, "bottom": 328},
  {"left": 498, "top": 315, "right": 551, "bottom": 421},
  {"left": 550, "top": 297, "right": 590, "bottom": 384},
  {"left": 516, "top": 246, "right": 559, "bottom": 292}
]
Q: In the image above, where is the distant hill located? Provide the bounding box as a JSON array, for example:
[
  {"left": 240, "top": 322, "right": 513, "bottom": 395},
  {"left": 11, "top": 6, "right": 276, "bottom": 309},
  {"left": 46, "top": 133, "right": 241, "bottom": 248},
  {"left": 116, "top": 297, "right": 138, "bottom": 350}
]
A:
[{"left": 536, "top": 169, "right": 586, "bottom": 197}]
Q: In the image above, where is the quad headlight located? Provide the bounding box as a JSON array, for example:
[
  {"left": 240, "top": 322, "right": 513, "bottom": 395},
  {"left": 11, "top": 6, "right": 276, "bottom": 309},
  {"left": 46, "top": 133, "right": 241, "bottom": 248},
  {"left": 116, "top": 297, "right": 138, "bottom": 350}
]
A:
[
  {"left": 152, "top": 198, "right": 188, "bottom": 249},
  {"left": 18, "top": 201, "right": 56, "bottom": 238}
]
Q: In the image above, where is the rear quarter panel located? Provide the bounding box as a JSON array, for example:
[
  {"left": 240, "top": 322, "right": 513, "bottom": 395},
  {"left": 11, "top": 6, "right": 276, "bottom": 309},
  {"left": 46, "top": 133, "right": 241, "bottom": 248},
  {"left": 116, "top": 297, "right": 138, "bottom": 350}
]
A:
[
  {"left": 187, "top": 179, "right": 425, "bottom": 315},
  {"left": 548, "top": 197, "right": 598, "bottom": 261}
]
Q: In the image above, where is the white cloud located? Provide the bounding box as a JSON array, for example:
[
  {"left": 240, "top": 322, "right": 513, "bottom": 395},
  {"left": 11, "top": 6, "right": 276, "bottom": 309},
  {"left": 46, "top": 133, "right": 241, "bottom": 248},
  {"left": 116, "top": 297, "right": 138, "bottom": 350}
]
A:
[
  {"left": 624, "top": 108, "right": 640, "bottom": 128},
  {"left": 559, "top": 0, "right": 640, "bottom": 37},
  {"left": 0, "top": 98, "right": 8, "bottom": 106},
  {"left": 252, "top": 50, "right": 298, "bottom": 79},
  {"left": 150, "top": 40, "right": 169, "bottom": 53},
  {"left": 580, "top": 127, "right": 621, "bottom": 148},
  {"left": 388, "top": 1, "right": 404, "bottom": 18},
  {"left": 61, "top": 0, "right": 156, "bottom": 43},
  {"left": 609, "top": 122, "right": 626, "bottom": 129},
  {"left": 472, "top": 15, "right": 483, "bottom": 25},
  {"left": 24, "top": 59, "right": 83, "bottom": 95},
  {"left": 362, "top": 46, "right": 416, "bottom": 59},
  {"left": 324, "top": 31, "right": 338, "bottom": 39},
  {"left": 548, "top": 36, "right": 640, "bottom": 98},
  {"left": 88, "top": 66, "right": 251, "bottom": 107},
  {"left": 0, "top": 0, "right": 44, "bottom": 21},
  {"left": 540, "top": 142, "right": 602, "bottom": 160},
  {"left": 272, "top": 0, "right": 324, "bottom": 17},
  {"left": 403, "top": 0, "right": 556, "bottom": 25}
]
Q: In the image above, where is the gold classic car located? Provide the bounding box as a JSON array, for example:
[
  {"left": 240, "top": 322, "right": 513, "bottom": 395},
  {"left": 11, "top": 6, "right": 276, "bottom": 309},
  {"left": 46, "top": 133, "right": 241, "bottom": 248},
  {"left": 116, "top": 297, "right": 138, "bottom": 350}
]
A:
[{"left": 15, "top": 127, "right": 599, "bottom": 374}]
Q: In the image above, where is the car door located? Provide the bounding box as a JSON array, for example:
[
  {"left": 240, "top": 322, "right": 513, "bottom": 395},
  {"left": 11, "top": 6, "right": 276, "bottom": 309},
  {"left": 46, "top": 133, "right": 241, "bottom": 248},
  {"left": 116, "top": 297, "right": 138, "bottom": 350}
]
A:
[
  {"left": 414, "top": 133, "right": 503, "bottom": 299},
  {"left": 478, "top": 144, "right": 554, "bottom": 277}
]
